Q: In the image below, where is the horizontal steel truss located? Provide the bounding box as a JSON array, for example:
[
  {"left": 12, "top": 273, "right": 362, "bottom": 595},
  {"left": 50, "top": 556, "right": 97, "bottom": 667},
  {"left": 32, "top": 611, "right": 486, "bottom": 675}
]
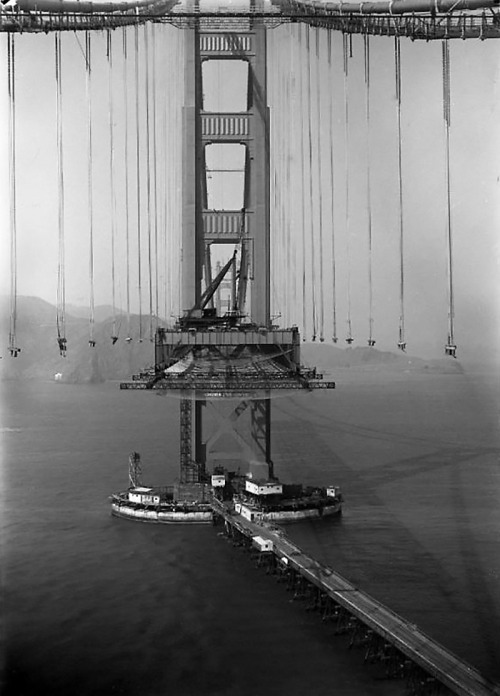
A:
[
  {"left": 1, "top": 9, "right": 499, "bottom": 39},
  {"left": 295, "top": 9, "right": 500, "bottom": 39},
  {"left": 121, "top": 377, "right": 336, "bottom": 391}
]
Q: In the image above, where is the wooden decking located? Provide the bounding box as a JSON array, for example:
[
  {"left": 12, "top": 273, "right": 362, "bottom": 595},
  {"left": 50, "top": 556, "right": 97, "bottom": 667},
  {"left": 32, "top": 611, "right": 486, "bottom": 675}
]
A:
[{"left": 212, "top": 500, "right": 500, "bottom": 696}]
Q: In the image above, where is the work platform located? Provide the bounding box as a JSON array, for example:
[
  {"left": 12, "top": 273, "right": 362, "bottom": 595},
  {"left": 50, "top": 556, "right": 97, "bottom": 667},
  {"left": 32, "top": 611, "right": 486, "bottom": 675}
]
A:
[
  {"left": 120, "top": 325, "right": 336, "bottom": 393},
  {"left": 212, "top": 499, "right": 500, "bottom": 696}
]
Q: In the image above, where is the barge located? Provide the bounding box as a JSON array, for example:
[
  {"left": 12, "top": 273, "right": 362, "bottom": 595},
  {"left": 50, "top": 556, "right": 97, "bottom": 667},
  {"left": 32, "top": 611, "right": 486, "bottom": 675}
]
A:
[
  {"left": 111, "top": 461, "right": 343, "bottom": 524},
  {"left": 113, "top": 319, "right": 341, "bottom": 526}
]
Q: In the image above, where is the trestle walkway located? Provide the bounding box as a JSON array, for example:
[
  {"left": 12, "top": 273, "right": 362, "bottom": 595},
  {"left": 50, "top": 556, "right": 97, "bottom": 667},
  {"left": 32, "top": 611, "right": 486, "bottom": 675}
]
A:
[{"left": 211, "top": 499, "right": 500, "bottom": 696}]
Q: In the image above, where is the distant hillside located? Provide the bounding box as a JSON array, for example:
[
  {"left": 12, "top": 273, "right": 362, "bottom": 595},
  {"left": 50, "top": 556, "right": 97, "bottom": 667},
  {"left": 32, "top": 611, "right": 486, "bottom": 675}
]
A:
[
  {"left": 65, "top": 303, "right": 119, "bottom": 323},
  {"left": 0, "top": 296, "right": 156, "bottom": 383},
  {"left": 301, "top": 342, "right": 463, "bottom": 375},
  {"left": 1, "top": 297, "right": 463, "bottom": 382}
]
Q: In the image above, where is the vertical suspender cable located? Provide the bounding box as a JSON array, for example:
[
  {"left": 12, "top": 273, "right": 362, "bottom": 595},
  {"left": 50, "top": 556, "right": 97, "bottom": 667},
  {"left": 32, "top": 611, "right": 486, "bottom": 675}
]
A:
[
  {"left": 144, "top": 25, "right": 154, "bottom": 341},
  {"left": 272, "top": 34, "right": 280, "bottom": 321},
  {"left": 277, "top": 35, "right": 286, "bottom": 323},
  {"left": 123, "top": 27, "right": 132, "bottom": 342},
  {"left": 134, "top": 24, "right": 143, "bottom": 341},
  {"left": 55, "top": 32, "right": 67, "bottom": 356},
  {"left": 280, "top": 36, "right": 288, "bottom": 322},
  {"left": 343, "top": 33, "right": 353, "bottom": 345},
  {"left": 175, "top": 33, "right": 184, "bottom": 311},
  {"left": 167, "top": 29, "right": 179, "bottom": 321},
  {"left": 176, "top": 29, "right": 182, "bottom": 318},
  {"left": 442, "top": 39, "right": 456, "bottom": 357},
  {"left": 175, "top": 29, "right": 182, "bottom": 319},
  {"left": 270, "top": 34, "right": 280, "bottom": 318},
  {"left": 107, "top": 30, "right": 118, "bottom": 344},
  {"left": 151, "top": 24, "right": 160, "bottom": 327},
  {"left": 395, "top": 35, "right": 406, "bottom": 352},
  {"left": 327, "top": 30, "right": 338, "bottom": 343},
  {"left": 168, "top": 30, "right": 175, "bottom": 320},
  {"left": 177, "top": 33, "right": 183, "bottom": 316},
  {"left": 286, "top": 32, "right": 292, "bottom": 327},
  {"left": 298, "top": 24, "right": 307, "bottom": 340},
  {"left": 7, "top": 34, "right": 19, "bottom": 357},
  {"left": 86, "top": 31, "right": 96, "bottom": 348},
  {"left": 364, "top": 34, "right": 375, "bottom": 348},
  {"left": 315, "top": 29, "right": 325, "bottom": 342},
  {"left": 306, "top": 24, "right": 317, "bottom": 341},
  {"left": 155, "top": 26, "right": 163, "bottom": 324},
  {"left": 159, "top": 35, "right": 164, "bottom": 323},
  {"left": 165, "top": 25, "right": 175, "bottom": 323},
  {"left": 269, "top": 34, "right": 275, "bottom": 314},
  {"left": 277, "top": 35, "right": 284, "bottom": 320},
  {"left": 286, "top": 27, "right": 295, "bottom": 321}
]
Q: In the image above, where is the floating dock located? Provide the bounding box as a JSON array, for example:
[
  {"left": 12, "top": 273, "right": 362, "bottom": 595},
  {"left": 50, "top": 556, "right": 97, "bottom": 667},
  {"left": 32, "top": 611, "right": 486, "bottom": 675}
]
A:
[{"left": 211, "top": 499, "right": 500, "bottom": 696}]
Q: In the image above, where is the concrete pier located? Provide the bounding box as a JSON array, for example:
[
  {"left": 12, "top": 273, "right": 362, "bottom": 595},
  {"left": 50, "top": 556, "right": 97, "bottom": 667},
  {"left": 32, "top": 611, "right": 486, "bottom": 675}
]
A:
[{"left": 212, "top": 499, "right": 500, "bottom": 696}]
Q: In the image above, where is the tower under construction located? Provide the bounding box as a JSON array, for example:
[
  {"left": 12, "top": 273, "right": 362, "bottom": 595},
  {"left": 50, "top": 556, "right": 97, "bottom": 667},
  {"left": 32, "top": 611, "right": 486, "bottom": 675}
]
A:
[{"left": 116, "top": 7, "right": 339, "bottom": 520}]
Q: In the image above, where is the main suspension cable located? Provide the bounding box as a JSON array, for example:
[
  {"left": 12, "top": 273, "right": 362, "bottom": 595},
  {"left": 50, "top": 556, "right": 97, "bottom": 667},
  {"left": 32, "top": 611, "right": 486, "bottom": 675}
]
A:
[
  {"left": 7, "top": 33, "right": 19, "bottom": 358},
  {"left": 85, "top": 30, "right": 96, "bottom": 348},
  {"left": 364, "top": 34, "right": 375, "bottom": 348},
  {"left": 395, "top": 35, "right": 406, "bottom": 352},
  {"left": 442, "top": 39, "right": 456, "bottom": 358},
  {"left": 55, "top": 32, "right": 67, "bottom": 357}
]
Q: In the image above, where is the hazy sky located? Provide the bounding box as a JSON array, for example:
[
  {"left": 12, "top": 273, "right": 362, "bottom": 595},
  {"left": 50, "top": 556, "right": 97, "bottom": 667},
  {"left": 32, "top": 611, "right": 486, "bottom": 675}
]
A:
[{"left": 0, "top": 16, "right": 499, "bottom": 363}]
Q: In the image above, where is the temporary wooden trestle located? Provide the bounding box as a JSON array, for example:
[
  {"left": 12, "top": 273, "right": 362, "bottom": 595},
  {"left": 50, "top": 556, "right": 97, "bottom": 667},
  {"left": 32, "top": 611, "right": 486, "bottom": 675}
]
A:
[{"left": 212, "top": 499, "right": 500, "bottom": 696}]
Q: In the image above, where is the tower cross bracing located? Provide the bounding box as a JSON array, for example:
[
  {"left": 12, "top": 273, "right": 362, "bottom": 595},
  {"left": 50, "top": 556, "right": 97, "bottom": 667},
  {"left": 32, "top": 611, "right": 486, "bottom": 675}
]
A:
[{"left": 121, "top": 14, "right": 335, "bottom": 485}]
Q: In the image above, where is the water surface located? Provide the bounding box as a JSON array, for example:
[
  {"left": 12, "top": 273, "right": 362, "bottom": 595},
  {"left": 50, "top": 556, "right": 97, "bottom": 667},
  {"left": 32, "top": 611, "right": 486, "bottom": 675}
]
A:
[{"left": 2, "top": 368, "right": 499, "bottom": 694}]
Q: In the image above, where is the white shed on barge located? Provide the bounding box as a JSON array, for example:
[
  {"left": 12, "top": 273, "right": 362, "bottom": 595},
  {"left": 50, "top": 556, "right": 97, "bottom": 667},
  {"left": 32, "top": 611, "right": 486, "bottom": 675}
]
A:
[{"left": 128, "top": 487, "right": 161, "bottom": 505}]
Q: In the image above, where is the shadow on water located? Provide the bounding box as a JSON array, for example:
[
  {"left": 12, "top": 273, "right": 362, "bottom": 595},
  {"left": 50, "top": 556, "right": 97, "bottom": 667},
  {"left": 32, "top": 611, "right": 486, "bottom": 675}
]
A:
[
  {"left": 272, "top": 381, "right": 500, "bottom": 683},
  {"left": 3, "top": 375, "right": 500, "bottom": 691},
  {"left": 350, "top": 445, "right": 500, "bottom": 489},
  {"left": 449, "top": 460, "right": 500, "bottom": 673}
]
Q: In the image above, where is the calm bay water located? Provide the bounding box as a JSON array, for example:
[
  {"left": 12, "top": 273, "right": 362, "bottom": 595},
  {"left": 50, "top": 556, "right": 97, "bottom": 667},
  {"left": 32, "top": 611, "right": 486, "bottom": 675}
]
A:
[{"left": 1, "top": 366, "right": 499, "bottom": 694}]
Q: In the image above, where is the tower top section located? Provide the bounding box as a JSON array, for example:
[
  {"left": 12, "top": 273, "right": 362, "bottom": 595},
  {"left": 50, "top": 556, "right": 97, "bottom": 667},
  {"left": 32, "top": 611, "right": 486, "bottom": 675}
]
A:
[{"left": 181, "top": 20, "right": 270, "bottom": 327}]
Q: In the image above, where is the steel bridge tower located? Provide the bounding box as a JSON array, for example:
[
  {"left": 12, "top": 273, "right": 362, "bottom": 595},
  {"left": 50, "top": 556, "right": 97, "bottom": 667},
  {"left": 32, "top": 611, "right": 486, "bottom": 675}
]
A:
[
  {"left": 121, "top": 8, "right": 335, "bottom": 491},
  {"left": 177, "top": 15, "right": 271, "bottom": 485}
]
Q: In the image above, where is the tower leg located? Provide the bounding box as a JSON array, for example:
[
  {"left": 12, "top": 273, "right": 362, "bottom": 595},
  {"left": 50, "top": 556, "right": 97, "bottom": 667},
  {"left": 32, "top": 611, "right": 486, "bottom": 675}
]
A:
[
  {"left": 180, "top": 395, "right": 193, "bottom": 483},
  {"left": 180, "top": 394, "right": 205, "bottom": 483},
  {"left": 250, "top": 395, "right": 273, "bottom": 479}
]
